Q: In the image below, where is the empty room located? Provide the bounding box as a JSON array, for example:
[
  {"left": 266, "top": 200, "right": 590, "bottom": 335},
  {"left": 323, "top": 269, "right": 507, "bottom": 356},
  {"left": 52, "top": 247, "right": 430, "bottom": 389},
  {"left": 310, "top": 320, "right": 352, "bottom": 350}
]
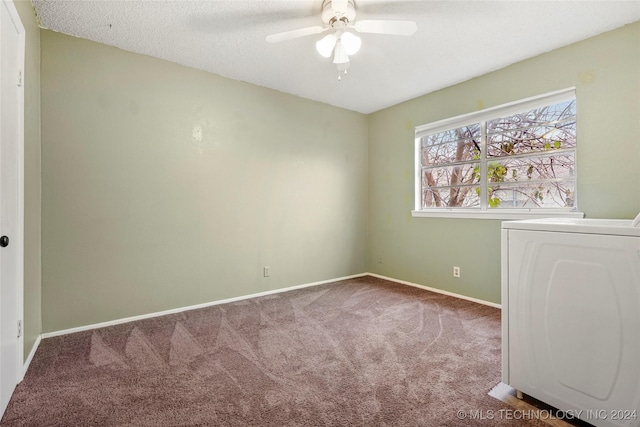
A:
[{"left": 1, "top": 0, "right": 639, "bottom": 425}]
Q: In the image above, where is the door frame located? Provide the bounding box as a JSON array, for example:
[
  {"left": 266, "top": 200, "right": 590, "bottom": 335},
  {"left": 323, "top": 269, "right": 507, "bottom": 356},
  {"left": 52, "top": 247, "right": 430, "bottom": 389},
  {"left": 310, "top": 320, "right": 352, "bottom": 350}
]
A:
[{"left": 0, "top": 0, "right": 25, "bottom": 383}]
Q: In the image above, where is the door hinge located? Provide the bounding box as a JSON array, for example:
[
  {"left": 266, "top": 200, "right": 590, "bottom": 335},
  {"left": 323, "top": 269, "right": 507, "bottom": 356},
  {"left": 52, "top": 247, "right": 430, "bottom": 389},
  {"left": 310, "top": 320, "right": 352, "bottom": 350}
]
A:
[
  {"left": 17, "top": 320, "right": 22, "bottom": 338},
  {"left": 18, "top": 69, "right": 23, "bottom": 87}
]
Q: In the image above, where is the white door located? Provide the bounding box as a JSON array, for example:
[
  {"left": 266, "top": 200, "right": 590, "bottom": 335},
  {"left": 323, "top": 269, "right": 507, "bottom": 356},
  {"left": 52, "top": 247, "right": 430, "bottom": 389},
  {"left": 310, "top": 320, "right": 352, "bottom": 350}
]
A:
[{"left": 0, "top": 0, "right": 25, "bottom": 416}]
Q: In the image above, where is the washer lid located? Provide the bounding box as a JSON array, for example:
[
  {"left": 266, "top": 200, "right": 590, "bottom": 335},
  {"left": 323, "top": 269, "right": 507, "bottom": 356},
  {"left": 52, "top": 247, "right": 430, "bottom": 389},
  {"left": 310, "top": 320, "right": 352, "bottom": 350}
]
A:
[{"left": 501, "top": 217, "right": 640, "bottom": 237}]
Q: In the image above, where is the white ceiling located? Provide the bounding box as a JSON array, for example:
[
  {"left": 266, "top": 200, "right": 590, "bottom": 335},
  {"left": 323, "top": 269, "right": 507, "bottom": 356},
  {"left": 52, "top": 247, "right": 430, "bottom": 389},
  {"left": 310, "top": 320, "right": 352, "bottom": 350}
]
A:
[{"left": 32, "top": 0, "right": 640, "bottom": 114}]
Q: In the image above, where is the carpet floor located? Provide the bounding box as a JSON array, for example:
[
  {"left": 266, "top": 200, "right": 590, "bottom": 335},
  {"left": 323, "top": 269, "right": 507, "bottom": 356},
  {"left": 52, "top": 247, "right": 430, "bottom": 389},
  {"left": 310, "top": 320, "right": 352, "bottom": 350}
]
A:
[{"left": 2, "top": 276, "right": 548, "bottom": 426}]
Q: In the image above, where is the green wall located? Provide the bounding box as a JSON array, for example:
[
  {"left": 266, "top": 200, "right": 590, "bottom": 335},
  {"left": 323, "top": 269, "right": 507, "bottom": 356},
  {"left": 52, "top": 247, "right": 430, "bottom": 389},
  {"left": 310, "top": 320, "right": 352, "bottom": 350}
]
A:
[
  {"left": 13, "top": 0, "right": 41, "bottom": 361},
  {"left": 37, "top": 21, "right": 640, "bottom": 332},
  {"left": 40, "top": 31, "right": 368, "bottom": 332},
  {"left": 367, "top": 22, "right": 640, "bottom": 304}
]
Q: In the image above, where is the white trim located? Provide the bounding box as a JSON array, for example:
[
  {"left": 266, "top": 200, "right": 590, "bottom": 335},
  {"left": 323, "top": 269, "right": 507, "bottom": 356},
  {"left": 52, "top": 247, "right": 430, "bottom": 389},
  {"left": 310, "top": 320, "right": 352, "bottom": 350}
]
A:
[
  {"left": 21, "top": 335, "right": 40, "bottom": 380},
  {"left": 367, "top": 273, "right": 501, "bottom": 309},
  {"left": 0, "top": 0, "right": 26, "bottom": 391},
  {"left": 42, "top": 273, "right": 368, "bottom": 338},
  {"left": 411, "top": 209, "right": 585, "bottom": 220},
  {"left": 414, "top": 130, "right": 422, "bottom": 211},
  {"left": 16, "top": 14, "right": 25, "bottom": 385},
  {"left": 414, "top": 88, "right": 578, "bottom": 216},
  {"left": 40, "top": 272, "right": 501, "bottom": 340}
]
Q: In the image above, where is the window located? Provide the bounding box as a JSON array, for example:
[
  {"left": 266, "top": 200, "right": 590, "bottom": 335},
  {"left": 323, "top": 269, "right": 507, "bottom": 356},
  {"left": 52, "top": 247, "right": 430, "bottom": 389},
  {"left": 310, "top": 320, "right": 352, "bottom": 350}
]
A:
[{"left": 413, "top": 89, "right": 582, "bottom": 219}]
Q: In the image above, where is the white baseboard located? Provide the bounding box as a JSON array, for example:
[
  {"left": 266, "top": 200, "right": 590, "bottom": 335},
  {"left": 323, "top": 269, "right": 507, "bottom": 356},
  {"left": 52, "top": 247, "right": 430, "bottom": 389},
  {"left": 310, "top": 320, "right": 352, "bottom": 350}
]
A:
[
  {"left": 42, "top": 273, "right": 368, "bottom": 339},
  {"left": 41, "top": 271, "right": 499, "bottom": 340},
  {"left": 21, "top": 334, "right": 41, "bottom": 381},
  {"left": 366, "top": 273, "right": 501, "bottom": 309}
]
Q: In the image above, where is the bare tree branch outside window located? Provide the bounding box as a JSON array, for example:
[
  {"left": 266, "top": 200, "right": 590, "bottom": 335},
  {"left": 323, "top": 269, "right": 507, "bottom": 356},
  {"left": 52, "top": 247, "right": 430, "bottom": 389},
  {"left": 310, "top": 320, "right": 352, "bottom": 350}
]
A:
[{"left": 419, "top": 98, "right": 576, "bottom": 210}]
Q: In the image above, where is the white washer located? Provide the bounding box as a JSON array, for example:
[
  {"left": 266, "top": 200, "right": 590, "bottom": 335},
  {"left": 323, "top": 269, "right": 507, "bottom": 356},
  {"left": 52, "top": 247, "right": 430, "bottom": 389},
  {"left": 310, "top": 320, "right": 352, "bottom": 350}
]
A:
[{"left": 501, "top": 218, "right": 640, "bottom": 427}]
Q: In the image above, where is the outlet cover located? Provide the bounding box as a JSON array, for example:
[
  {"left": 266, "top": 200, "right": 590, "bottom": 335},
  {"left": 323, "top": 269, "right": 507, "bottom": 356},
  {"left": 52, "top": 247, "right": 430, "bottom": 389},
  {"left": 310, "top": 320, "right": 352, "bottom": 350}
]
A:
[{"left": 453, "top": 266, "right": 461, "bottom": 278}]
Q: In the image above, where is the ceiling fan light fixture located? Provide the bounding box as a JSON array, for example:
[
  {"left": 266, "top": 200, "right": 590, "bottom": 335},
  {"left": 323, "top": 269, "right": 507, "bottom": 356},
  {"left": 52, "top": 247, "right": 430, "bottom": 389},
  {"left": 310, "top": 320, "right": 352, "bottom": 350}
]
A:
[
  {"left": 265, "top": 0, "right": 418, "bottom": 80},
  {"left": 315, "top": 33, "right": 337, "bottom": 58},
  {"left": 333, "top": 40, "right": 350, "bottom": 64},
  {"left": 340, "top": 32, "right": 361, "bottom": 55}
]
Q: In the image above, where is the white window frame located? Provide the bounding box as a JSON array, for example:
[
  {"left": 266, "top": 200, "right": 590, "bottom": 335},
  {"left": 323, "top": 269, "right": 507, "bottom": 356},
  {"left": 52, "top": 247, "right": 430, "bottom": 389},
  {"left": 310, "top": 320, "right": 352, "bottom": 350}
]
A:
[{"left": 412, "top": 88, "right": 584, "bottom": 220}]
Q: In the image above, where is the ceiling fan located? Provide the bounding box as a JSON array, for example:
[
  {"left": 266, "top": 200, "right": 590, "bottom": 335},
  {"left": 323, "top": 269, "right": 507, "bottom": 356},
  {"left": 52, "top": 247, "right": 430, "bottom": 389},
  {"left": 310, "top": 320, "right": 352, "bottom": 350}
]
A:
[{"left": 265, "top": 0, "right": 417, "bottom": 80}]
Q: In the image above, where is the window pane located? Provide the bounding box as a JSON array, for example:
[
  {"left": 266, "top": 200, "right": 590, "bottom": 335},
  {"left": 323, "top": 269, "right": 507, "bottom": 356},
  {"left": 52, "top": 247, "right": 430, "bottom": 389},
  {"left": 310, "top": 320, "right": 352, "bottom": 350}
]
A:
[
  {"left": 422, "top": 164, "right": 480, "bottom": 188},
  {"left": 488, "top": 154, "right": 575, "bottom": 183},
  {"left": 416, "top": 92, "right": 577, "bottom": 214},
  {"left": 423, "top": 186, "right": 480, "bottom": 208},
  {"left": 488, "top": 180, "right": 575, "bottom": 209},
  {"left": 487, "top": 100, "right": 576, "bottom": 158},
  {"left": 423, "top": 124, "right": 481, "bottom": 146},
  {"left": 421, "top": 125, "right": 480, "bottom": 166}
]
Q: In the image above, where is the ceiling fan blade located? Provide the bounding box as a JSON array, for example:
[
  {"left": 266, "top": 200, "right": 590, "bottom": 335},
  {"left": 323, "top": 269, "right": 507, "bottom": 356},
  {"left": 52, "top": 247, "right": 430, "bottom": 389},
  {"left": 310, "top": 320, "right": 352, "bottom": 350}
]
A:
[
  {"left": 331, "top": 0, "right": 349, "bottom": 15},
  {"left": 353, "top": 20, "right": 417, "bottom": 36},
  {"left": 265, "top": 25, "right": 326, "bottom": 43}
]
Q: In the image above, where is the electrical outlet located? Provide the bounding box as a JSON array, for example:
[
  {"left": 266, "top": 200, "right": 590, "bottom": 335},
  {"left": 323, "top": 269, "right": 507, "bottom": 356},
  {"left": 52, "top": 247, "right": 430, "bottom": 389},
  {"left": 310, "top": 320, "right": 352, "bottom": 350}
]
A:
[
  {"left": 263, "top": 266, "right": 271, "bottom": 277},
  {"left": 453, "top": 266, "right": 461, "bottom": 278}
]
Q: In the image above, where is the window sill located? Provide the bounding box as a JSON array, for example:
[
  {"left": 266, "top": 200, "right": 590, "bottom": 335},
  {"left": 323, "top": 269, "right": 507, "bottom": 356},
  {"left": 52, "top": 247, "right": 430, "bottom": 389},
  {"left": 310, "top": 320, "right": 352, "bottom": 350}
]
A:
[{"left": 411, "top": 209, "right": 585, "bottom": 220}]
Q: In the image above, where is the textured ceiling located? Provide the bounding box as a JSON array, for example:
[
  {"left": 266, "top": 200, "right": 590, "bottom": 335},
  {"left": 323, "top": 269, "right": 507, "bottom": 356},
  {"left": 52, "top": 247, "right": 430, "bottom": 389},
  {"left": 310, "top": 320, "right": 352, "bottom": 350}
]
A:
[{"left": 32, "top": 0, "right": 640, "bottom": 114}]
